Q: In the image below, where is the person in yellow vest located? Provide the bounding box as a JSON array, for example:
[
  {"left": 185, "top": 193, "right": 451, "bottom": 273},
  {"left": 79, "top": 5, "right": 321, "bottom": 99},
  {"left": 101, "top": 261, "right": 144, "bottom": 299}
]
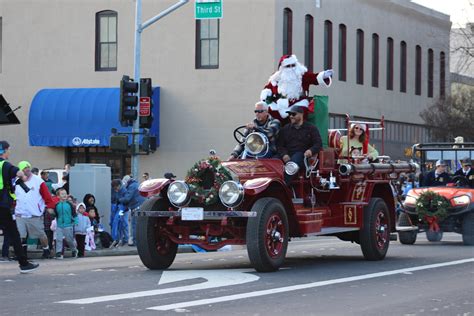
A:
[{"left": 0, "top": 140, "right": 39, "bottom": 273}]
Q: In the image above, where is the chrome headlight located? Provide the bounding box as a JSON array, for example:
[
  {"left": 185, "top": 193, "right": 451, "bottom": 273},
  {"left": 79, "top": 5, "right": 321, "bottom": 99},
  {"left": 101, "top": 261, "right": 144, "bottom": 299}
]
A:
[
  {"left": 285, "top": 161, "right": 299, "bottom": 175},
  {"left": 245, "top": 132, "right": 268, "bottom": 156},
  {"left": 403, "top": 195, "right": 417, "bottom": 207},
  {"left": 452, "top": 195, "right": 470, "bottom": 206},
  {"left": 219, "top": 181, "right": 244, "bottom": 208},
  {"left": 167, "top": 181, "right": 190, "bottom": 206}
]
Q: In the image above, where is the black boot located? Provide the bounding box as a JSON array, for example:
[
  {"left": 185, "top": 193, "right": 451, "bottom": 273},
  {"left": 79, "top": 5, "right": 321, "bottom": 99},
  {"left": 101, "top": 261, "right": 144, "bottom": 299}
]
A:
[{"left": 42, "top": 248, "right": 51, "bottom": 259}]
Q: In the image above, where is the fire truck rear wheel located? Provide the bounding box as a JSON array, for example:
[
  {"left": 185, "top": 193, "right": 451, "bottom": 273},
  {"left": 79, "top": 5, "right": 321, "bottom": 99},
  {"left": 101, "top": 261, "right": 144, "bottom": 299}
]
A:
[
  {"left": 246, "top": 198, "right": 289, "bottom": 272},
  {"left": 136, "top": 198, "right": 178, "bottom": 270},
  {"left": 360, "top": 198, "right": 390, "bottom": 260}
]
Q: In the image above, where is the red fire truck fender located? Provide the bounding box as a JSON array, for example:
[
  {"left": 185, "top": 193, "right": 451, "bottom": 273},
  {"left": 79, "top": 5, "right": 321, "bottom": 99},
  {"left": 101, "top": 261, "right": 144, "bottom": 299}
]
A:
[
  {"left": 138, "top": 178, "right": 172, "bottom": 198},
  {"left": 243, "top": 177, "right": 278, "bottom": 195}
]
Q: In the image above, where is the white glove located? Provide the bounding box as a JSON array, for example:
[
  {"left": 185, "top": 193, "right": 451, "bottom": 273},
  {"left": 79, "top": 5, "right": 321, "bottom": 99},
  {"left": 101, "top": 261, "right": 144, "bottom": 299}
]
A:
[
  {"left": 119, "top": 210, "right": 124, "bottom": 216},
  {"left": 323, "top": 69, "right": 333, "bottom": 79},
  {"left": 260, "top": 88, "right": 272, "bottom": 101}
]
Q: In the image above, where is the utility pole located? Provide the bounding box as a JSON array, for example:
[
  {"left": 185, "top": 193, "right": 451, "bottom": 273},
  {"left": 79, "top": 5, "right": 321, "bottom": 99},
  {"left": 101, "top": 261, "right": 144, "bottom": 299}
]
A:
[{"left": 131, "top": 0, "right": 189, "bottom": 178}]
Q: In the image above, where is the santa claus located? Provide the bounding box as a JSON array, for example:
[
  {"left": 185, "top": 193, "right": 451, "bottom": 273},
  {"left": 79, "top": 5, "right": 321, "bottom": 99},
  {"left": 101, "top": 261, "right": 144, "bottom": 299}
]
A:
[{"left": 260, "top": 54, "right": 333, "bottom": 121}]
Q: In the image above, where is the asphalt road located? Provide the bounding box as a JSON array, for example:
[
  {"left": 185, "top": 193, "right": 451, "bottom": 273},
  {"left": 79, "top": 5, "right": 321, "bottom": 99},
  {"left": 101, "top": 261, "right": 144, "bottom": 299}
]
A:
[{"left": 1, "top": 233, "right": 473, "bottom": 316}]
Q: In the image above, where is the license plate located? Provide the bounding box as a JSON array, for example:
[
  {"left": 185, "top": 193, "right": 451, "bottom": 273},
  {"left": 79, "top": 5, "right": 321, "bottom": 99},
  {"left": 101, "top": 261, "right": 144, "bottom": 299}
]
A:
[{"left": 181, "top": 207, "right": 204, "bottom": 221}]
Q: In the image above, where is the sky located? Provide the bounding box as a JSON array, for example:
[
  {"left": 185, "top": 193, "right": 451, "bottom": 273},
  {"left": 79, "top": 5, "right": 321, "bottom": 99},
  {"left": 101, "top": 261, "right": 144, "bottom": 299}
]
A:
[{"left": 411, "top": 0, "right": 473, "bottom": 28}]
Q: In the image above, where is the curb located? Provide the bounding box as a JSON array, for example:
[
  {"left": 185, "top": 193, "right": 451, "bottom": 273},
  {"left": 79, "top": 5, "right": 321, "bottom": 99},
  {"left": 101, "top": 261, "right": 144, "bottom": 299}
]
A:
[{"left": 23, "top": 244, "right": 197, "bottom": 259}]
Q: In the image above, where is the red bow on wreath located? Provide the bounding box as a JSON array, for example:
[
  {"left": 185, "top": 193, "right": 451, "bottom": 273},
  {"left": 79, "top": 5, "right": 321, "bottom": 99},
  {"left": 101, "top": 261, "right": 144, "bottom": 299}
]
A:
[{"left": 424, "top": 215, "right": 440, "bottom": 232}]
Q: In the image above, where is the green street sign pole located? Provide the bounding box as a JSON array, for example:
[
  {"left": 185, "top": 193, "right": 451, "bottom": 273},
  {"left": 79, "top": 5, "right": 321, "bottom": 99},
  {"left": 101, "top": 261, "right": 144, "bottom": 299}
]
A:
[{"left": 195, "top": 0, "right": 223, "bottom": 19}]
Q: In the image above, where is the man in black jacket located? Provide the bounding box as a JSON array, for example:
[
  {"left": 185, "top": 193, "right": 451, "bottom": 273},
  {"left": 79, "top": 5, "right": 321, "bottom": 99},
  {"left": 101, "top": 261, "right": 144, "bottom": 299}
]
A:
[
  {"left": 422, "top": 159, "right": 451, "bottom": 187},
  {"left": 453, "top": 157, "right": 474, "bottom": 187},
  {"left": 0, "top": 140, "right": 39, "bottom": 273},
  {"left": 277, "top": 105, "right": 322, "bottom": 184}
]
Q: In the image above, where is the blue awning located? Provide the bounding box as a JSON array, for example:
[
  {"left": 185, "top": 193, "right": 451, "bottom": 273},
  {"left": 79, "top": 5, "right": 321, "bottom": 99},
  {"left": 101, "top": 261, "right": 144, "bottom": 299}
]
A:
[{"left": 29, "top": 87, "right": 160, "bottom": 147}]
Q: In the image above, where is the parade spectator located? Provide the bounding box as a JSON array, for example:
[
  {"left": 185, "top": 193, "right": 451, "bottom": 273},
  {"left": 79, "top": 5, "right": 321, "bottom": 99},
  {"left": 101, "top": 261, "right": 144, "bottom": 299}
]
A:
[
  {"left": 229, "top": 101, "right": 281, "bottom": 159},
  {"left": 83, "top": 193, "right": 100, "bottom": 227},
  {"left": 110, "top": 179, "right": 128, "bottom": 248},
  {"left": 74, "top": 203, "right": 91, "bottom": 257},
  {"left": 422, "top": 160, "right": 451, "bottom": 187},
  {"left": 64, "top": 164, "right": 71, "bottom": 173},
  {"left": 31, "top": 167, "right": 39, "bottom": 175},
  {"left": 142, "top": 173, "right": 150, "bottom": 182},
  {"left": 339, "top": 123, "right": 379, "bottom": 161},
  {"left": 277, "top": 105, "right": 322, "bottom": 184},
  {"left": 40, "top": 170, "right": 54, "bottom": 194},
  {"left": 119, "top": 175, "right": 145, "bottom": 246},
  {"left": 1, "top": 225, "right": 11, "bottom": 261},
  {"left": 14, "top": 160, "right": 55, "bottom": 259},
  {"left": 0, "top": 141, "right": 40, "bottom": 272},
  {"left": 453, "top": 157, "right": 474, "bottom": 187},
  {"left": 61, "top": 173, "right": 70, "bottom": 195},
  {"left": 52, "top": 188, "right": 77, "bottom": 259}
]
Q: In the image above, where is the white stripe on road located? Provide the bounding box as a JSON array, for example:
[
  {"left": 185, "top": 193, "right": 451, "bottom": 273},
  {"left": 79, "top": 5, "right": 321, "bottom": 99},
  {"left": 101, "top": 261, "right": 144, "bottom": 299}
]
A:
[{"left": 148, "top": 258, "right": 474, "bottom": 311}]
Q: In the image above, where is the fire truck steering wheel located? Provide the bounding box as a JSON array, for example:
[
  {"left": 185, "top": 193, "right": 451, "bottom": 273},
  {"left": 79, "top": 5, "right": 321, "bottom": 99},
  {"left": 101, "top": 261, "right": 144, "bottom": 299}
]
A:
[
  {"left": 233, "top": 125, "right": 248, "bottom": 144},
  {"left": 450, "top": 175, "right": 470, "bottom": 187}
]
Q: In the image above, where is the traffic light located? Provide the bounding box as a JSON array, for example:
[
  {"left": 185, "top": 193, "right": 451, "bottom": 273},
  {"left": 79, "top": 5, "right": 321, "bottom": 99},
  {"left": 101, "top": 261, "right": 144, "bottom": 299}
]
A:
[
  {"left": 119, "top": 75, "right": 139, "bottom": 127},
  {"left": 139, "top": 78, "right": 153, "bottom": 129}
]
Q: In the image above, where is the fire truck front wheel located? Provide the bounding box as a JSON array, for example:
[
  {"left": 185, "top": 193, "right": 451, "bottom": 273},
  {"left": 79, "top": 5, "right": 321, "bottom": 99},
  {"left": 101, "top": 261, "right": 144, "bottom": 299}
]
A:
[
  {"left": 360, "top": 198, "right": 390, "bottom": 260},
  {"left": 246, "top": 198, "right": 289, "bottom": 272},
  {"left": 136, "top": 198, "right": 178, "bottom": 270}
]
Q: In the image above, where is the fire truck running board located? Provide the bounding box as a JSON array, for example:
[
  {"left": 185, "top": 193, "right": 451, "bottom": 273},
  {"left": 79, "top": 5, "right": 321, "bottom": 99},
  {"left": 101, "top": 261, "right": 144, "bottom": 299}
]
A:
[{"left": 309, "top": 227, "right": 360, "bottom": 236}]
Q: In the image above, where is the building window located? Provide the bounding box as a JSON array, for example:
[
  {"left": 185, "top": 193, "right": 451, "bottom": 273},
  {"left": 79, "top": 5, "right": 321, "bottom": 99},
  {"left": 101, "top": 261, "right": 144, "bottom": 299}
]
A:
[
  {"left": 356, "top": 29, "right": 364, "bottom": 85},
  {"left": 371, "top": 33, "right": 379, "bottom": 87},
  {"left": 440, "top": 51, "right": 445, "bottom": 99},
  {"left": 428, "top": 48, "right": 434, "bottom": 98},
  {"left": 386, "top": 37, "right": 394, "bottom": 90},
  {"left": 95, "top": 10, "right": 117, "bottom": 71},
  {"left": 324, "top": 20, "right": 332, "bottom": 69},
  {"left": 283, "top": 8, "right": 293, "bottom": 55},
  {"left": 415, "top": 45, "right": 422, "bottom": 96},
  {"left": 304, "top": 15, "right": 314, "bottom": 72},
  {"left": 196, "top": 19, "right": 219, "bottom": 69},
  {"left": 400, "top": 41, "right": 407, "bottom": 93},
  {"left": 338, "top": 24, "right": 346, "bottom": 81}
]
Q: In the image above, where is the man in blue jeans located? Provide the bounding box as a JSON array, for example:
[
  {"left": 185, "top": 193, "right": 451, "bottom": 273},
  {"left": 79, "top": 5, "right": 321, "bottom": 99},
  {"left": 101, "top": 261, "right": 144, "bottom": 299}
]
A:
[
  {"left": 277, "top": 105, "right": 322, "bottom": 184},
  {"left": 119, "top": 175, "right": 145, "bottom": 246}
]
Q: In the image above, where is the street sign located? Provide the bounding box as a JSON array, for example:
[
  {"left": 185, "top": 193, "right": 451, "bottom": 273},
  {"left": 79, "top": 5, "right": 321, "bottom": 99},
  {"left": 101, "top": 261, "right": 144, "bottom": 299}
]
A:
[
  {"left": 195, "top": 0, "right": 222, "bottom": 19},
  {"left": 139, "top": 97, "right": 151, "bottom": 116}
]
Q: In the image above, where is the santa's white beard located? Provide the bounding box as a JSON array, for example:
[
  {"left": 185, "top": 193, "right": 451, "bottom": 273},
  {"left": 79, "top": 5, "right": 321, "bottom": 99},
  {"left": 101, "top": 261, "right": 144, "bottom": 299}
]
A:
[{"left": 277, "top": 68, "right": 304, "bottom": 99}]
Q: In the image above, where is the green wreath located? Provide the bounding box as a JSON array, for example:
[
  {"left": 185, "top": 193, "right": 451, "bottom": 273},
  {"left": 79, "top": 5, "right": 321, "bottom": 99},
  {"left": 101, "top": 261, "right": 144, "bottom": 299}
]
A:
[
  {"left": 416, "top": 191, "right": 449, "bottom": 223},
  {"left": 185, "top": 155, "right": 232, "bottom": 205}
]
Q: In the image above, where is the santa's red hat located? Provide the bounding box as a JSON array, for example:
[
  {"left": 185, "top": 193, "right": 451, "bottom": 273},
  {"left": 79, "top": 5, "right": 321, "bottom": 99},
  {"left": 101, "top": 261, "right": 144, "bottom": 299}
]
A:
[{"left": 278, "top": 54, "right": 298, "bottom": 68}]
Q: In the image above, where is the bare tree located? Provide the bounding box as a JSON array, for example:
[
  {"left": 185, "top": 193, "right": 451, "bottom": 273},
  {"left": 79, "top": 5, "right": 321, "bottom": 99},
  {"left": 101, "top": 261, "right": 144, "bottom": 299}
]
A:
[{"left": 420, "top": 85, "right": 474, "bottom": 141}]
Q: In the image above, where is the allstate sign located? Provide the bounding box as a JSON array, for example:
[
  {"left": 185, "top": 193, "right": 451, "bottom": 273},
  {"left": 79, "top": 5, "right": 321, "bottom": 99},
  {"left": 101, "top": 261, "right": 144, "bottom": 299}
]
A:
[{"left": 72, "top": 137, "right": 100, "bottom": 146}]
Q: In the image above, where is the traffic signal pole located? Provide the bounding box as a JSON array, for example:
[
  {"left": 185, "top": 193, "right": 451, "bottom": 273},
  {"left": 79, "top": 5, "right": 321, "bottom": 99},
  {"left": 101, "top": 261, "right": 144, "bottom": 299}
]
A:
[{"left": 131, "top": 0, "right": 189, "bottom": 179}]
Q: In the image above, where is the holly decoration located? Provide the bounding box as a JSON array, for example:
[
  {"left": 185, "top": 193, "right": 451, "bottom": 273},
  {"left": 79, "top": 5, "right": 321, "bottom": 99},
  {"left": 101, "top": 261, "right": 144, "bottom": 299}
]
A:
[
  {"left": 185, "top": 155, "right": 232, "bottom": 205},
  {"left": 415, "top": 191, "right": 450, "bottom": 231}
]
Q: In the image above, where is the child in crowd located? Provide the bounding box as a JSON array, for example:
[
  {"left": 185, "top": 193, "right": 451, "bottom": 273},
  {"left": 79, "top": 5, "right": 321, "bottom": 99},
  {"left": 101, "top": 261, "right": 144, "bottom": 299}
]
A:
[
  {"left": 74, "top": 203, "right": 91, "bottom": 258},
  {"left": 53, "top": 188, "right": 78, "bottom": 259}
]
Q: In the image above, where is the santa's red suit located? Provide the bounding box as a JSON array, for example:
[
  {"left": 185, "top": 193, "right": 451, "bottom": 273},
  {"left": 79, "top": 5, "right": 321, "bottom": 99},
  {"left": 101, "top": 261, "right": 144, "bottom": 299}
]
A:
[{"left": 260, "top": 54, "right": 332, "bottom": 122}]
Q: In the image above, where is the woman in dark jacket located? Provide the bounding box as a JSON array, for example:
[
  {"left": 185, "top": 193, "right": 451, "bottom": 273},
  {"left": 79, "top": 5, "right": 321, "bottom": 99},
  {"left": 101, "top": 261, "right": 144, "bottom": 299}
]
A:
[{"left": 83, "top": 193, "right": 100, "bottom": 225}]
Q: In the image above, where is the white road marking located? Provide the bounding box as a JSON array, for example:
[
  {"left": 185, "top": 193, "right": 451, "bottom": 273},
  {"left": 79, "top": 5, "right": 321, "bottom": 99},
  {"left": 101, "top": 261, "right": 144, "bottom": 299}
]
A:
[
  {"left": 57, "top": 269, "right": 259, "bottom": 305},
  {"left": 147, "top": 258, "right": 474, "bottom": 311}
]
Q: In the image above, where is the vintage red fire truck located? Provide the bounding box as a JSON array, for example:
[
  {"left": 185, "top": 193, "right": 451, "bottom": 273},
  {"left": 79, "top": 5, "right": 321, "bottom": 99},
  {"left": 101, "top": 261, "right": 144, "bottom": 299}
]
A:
[{"left": 136, "top": 116, "right": 418, "bottom": 272}]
